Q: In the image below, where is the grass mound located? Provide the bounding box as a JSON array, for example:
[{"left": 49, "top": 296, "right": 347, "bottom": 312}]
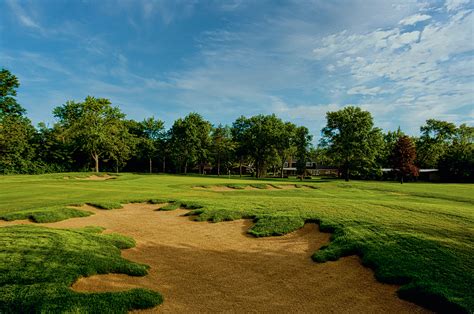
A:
[
  {"left": 249, "top": 184, "right": 268, "bottom": 189},
  {"left": 0, "top": 207, "right": 92, "bottom": 223},
  {"left": 0, "top": 225, "right": 162, "bottom": 312},
  {"left": 226, "top": 184, "right": 246, "bottom": 189},
  {"left": 159, "top": 201, "right": 204, "bottom": 211},
  {"left": 248, "top": 215, "right": 306, "bottom": 237},
  {"left": 87, "top": 202, "right": 123, "bottom": 210},
  {"left": 159, "top": 203, "right": 180, "bottom": 211}
]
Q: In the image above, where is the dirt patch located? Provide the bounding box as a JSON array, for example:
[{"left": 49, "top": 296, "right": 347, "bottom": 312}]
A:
[
  {"left": 275, "top": 184, "right": 297, "bottom": 189},
  {"left": 76, "top": 174, "right": 116, "bottom": 181},
  {"left": 0, "top": 219, "right": 34, "bottom": 226},
  {"left": 3, "top": 203, "right": 428, "bottom": 313}
]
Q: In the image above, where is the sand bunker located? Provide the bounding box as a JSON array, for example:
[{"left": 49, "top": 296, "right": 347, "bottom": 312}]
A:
[
  {"left": 76, "top": 174, "right": 116, "bottom": 181},
  {"left": 1, "top": 203, "right": 428, "bottom": 313}
]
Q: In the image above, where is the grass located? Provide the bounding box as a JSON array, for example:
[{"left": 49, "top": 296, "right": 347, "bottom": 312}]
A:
[
  {"left": 0, "top": 225, "right": 162, "bottom": 312},
  {"left": 87, "top": 201, "right": 123, "bottom": 210},
  {"left": 249, "top": 183, "right": 268, "bottom": 189},
  {"left": 159, "top": 201, "right": 203, "bottom": 211},
  {"left": 0, "top": 206, "right": 93, "bottom": 223},
  {"left": 0, "top": 172, "right": 473, "bottom": 312},
  {"left": 226, "top": 183, "right": 246, "bottom": 189}
]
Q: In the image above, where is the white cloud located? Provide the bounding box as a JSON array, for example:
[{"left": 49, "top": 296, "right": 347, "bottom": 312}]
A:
[
  {"left": 347, "top": 86, "right": 383, "bottom": 96},
  {"left": 399, "top": 13, "right": 432, "bottom": 25},
  {"left": 309, "top": 8, "right": 474, "bottom": 131},
  {"left": 445, "top": 0, "right": 471, "bottom": 12}
]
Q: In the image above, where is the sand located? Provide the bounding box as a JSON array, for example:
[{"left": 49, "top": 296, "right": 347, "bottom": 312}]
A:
[
  {"left": 76, "top": 174, "right": 115, "bottom": 181},
  {"left": 1, "top": 203, "right": 428, "bottom": 313}
]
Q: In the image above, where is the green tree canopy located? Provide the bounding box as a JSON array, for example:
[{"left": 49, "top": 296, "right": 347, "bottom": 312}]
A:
[
  {"left": 211, "top": 124, "right": 235, "bottom": 176},
  {"left": 139, "top": 117, "right": 165, "bottom": 173},
  {"left": 169, "top": 113, "right": 211, "bottom": 174},
  {"left": 53, "top": 96, "right": 131, "bottom": 173},
  {"left": 294, "top": 126, "right": 312, "bottom": 177},
  {"left": 320, "top": 106, "right": 382, "bottom": 181},
  {"left": 0, "top": 68, "right": 26, "bottom": 118},
  {"left": 416, "top": 119, "right": 457, "bottom": 168},
  {"left": 438, "top": 124, "right": 473, "bottom": 182},
  {"left": 232, "top": 114, "right": 286, "bottom": 178}
]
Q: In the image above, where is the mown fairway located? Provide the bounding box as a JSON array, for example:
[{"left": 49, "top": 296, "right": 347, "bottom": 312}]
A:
[{"left": 0, "top": 173, "right": 473, "bottom": 312}]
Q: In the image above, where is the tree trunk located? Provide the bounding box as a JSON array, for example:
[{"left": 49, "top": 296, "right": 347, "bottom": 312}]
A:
[
  {"left": 92, "top": 153, "right": 99, "bottom": 173},
  {"left": 344, "top": 167, "right": 349, "bottom": 182},
  {"left": 400, "top": 175, "right": 404, "bottom": 184},
  {"left": 184, "top": 161, "right": 188, "bottom": 174},
  {"left": 217, "top": 156, "right": 221, "bottom": 176},
  {"left": 281, "top": 161, "right": 285, "bottom": 178},
  {"left": 162, "top": 156, "right": 166, "bottom": 173},
  {"left": 149, "top": 158, "right": 152, "bottom": 174}
]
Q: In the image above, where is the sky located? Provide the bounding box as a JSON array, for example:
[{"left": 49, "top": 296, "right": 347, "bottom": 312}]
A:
[{"left": 1, "top": 0, "right": 473, "bottom": 139}]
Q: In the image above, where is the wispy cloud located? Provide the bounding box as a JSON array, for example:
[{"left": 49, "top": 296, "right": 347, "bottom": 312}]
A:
[
  {"left": 6, "top": 0, "right": 42, "bottom": 30},
  {"left": 399, "top": 13, "right": 431, "bottom": 25}
]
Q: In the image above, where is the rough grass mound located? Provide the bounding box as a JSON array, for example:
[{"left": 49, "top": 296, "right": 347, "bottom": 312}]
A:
[
  {"left": 87, "top": 202, "right": 123, "bottom": 210},
  {"left": 0, "top": 207, "right": 93, "bottom": 223},
  {"left": 0, "top": 225, "right": 162, "bottom": 312},
  {"left": 159, "top": 201, "right": 204, "bottom": 211}
]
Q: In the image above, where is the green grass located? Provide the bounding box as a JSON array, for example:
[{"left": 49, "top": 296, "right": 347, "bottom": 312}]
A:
[
  {"left": 0, "top": 225, "right": 162, "bottom": 312},
  {"left": 159, "top": 202, "right": 181, "bottom": 211},
  {"left": 249, "top": 183, "right": 268, "bottom": 189},
  {"left": 159, "top": 201, "right": 203, "bottom": 211},
  {"left": 87, "top": 201, "right": 123, "bottom": 210},
  {"left": 226, "top": 183, "right": 246, "bottom": 189},
  {"left": 0, "top": 173, "right": 473, "bottom": 312},
  {"left": 0, "top": 207, "right": 93, "bottom": 223}
]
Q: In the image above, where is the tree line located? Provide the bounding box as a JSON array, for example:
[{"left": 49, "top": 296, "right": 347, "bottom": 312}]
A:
[{"left": 1, "top": 68, "right": 472, "bottom": 182}]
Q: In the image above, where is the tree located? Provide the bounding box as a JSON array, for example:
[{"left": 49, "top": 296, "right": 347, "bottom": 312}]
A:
[
  {"left": 107, "top": 122, "right": 136, "bottom": 173},
  {"left": 320, "top": 106, "right": 382, "bottom": 181},
  {"left": 53, "top": 96, "right": 132, "bottom": 173},
  {"left": 416, "top": 119, "right": 456, "bottom": 168},
  {"left": 294, "top": 126, "right": 312, "bottom": 178},
  {"left": 139, "top": 117, "right": 165, "bottom": 173},
  {"left": 391, "top": 135, "right": 418, "bottom": 183},
  {"left": 169, "top": 113, "right": 211, "bottom": 174},
  {"left": 379, "top": 127, "right": 404, "bottom": 168},
  {"left": 231, "top": 116, "right": 252, "bottom": 177},
  {"left": 275, "top": 122, "right": 296, "bottom": 178},
  {"left": 0, "top": 68, "right": 36, "bottom": 174},
  {"left": 0, "top": 115, "right": 36, "bottom": 173},
  {"left": 438, "top": 124, "right": 473, "bottom": 182},
  {"left": 232, "top": 115, "right": 284, "bottom": 178},
  {"left": 0, "top": 68, "right": 25, "bottom": 118},
  {"left": 33, "top": 122, "right": 73, "bottom": 172},
  {"left": 211, "top": 124, "right": 235, "bottom": 176}
]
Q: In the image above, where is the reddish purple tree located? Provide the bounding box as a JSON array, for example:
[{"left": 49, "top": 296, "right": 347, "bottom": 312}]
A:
[{"left": 391, "top": 135, "right": 419, "bottom": 184}]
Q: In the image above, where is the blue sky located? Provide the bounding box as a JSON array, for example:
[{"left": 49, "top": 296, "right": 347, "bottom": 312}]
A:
[{"left": 1, "top": 0, "right": 473, "bottom": 138}]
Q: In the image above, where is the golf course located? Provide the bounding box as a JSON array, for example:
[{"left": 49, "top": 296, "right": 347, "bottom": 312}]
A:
[{"left": 0, "top": 173, "right": 472, "bottom": 313}]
